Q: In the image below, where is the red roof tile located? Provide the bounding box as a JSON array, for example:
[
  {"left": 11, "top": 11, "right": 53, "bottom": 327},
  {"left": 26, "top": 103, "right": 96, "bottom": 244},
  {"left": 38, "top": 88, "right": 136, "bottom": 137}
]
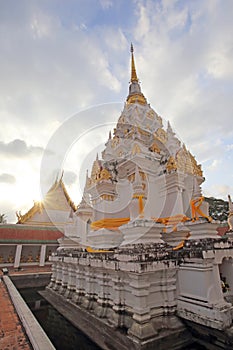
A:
[{"left": 0, "top": 225, "right": 63, "bottom": 242}]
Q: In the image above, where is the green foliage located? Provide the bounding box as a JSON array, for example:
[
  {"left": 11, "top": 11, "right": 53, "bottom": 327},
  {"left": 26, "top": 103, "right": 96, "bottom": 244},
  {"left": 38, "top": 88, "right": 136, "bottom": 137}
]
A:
[{"left": 205, "top": 197, "right": 228, "bottom": 222}]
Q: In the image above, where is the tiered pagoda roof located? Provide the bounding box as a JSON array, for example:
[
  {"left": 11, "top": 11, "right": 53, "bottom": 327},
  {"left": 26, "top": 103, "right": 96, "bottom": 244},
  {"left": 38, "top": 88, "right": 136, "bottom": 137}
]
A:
[{"left": 16, "top": 175, "right": 77, "bottom": 225}]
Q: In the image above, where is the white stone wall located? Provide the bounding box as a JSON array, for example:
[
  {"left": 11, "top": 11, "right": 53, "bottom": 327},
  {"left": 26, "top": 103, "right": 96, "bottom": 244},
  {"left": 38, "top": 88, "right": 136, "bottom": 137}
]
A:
[
  {"left": 49, "top": 254, "right": 179, "bottom": 340},
  {"left": 177, "top": 252, "right": 233, "bottom": 330}
]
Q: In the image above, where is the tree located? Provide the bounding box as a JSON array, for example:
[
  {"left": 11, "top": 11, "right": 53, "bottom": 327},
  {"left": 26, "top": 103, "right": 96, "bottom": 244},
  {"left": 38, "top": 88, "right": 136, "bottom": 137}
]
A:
[{"left": 0, "top": 214, "right": 7, "bottom": 223}]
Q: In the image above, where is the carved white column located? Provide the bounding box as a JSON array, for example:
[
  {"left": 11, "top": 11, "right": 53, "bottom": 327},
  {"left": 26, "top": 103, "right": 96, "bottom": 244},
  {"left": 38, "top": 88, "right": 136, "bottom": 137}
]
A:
[
  {"left": 39, "top": 245, "right": 46, "bottom": 266},
  {"left": 14, "top": 244, "right": 22, "bottom": 268},
  {"left": 83, "top": 269, "right": 96, "bottom": 310},
  {"left": 72, "top": 266, "right": 86, "bottom": 304},
  {"left": 53, "top": 263, "right": 63, "bottom": 291},
  {"left": 48, "top": 263, "right": 56, "bottom": 289},
  {"left": 65, "top": 264, "right": 76, "bottom": 299},
  {"left": 110, "top": 274, "right": 126, "bottom": 327},
  {"left": 127, "top": 272, "right": 155, "bottom": 341},
  {"left": 95, "top": 271, "right": 110, "bottom": 318},
  {"left": 59, "top": 264, "right": 69, "bottom": 294},
  {"left": 159, "top": 172, "right": 185, "bottom": 218}
]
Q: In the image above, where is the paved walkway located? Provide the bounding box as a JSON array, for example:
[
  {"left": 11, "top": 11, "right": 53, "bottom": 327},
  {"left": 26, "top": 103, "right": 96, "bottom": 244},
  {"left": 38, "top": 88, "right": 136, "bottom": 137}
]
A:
[
  {"left": 0, "top": 266, "right": 53, "bottom": 350},
  {"left": 4, "top": 276, "right": 55, "bottom": 350},
  {"left": 0, "top": 277, "right": 32, "bottom": 350}
]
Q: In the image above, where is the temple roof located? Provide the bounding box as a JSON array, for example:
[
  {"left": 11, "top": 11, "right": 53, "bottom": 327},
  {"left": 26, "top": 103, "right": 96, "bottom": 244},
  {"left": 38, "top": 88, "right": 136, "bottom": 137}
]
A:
[{"left": 16, "top": 175, "right": 77, "bottom": 225}]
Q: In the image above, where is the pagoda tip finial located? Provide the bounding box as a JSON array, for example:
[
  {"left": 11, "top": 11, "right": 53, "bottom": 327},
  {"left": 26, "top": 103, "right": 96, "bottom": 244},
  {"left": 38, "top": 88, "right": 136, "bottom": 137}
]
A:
[
  {"left": 131, "top": 43, "right": 134, "bottom": 53},
  {"left": 130, "top": 43, "right": 138, "bottom": 83}
]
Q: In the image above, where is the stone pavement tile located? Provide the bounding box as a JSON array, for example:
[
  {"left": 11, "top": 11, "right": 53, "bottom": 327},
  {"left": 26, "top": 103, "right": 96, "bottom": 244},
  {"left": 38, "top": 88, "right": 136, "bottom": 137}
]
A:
[{"left": 0, "top": 281, "right": 32, "bottom": 350}]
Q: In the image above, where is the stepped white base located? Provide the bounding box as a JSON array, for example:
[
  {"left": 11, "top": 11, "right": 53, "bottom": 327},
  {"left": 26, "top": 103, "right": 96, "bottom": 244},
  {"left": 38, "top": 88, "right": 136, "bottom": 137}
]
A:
[
  {"left": 120, "top": 219, "right": 164, "bottom": 246},
  {"left": 184, "top": 220, "right": 219, "bottom": 240},
  {"left": 162, "top": 224, "right": 190, "bottom": 247},
  {"left": 87, "top": 228, "right": 123, "bottom": 249}
]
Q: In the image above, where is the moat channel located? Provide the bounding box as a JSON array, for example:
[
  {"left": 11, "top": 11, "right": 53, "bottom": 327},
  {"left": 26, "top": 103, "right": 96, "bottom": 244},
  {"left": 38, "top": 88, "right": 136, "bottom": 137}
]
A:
[
  {"left": 19, "top": 287, "right": 101, "bottom": 350},
  {"left": 18, "top": 286, "right": 208, "bottom": 350}
]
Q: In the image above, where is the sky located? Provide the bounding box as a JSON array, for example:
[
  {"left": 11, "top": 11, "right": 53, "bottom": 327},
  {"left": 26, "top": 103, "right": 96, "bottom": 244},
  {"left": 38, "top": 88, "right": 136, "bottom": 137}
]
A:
[{"left": 0, "top": 0, "right": 233, "bottom": 223}]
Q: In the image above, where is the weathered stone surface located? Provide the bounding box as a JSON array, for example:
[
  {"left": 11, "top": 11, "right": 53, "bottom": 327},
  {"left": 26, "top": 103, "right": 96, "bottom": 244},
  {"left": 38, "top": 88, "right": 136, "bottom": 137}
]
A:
[{"left": 47, "top": 238, "right": 233, "bottom": 349}]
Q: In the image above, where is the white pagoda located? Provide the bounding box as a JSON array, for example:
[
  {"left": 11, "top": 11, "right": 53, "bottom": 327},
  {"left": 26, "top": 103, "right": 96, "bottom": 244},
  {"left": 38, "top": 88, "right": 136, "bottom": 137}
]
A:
[
  {"left": 65, "top": 44, "right": 216, "bottom": 250},
  {"left": 45, "top": 46, "right": 233, "bottom": 350}
]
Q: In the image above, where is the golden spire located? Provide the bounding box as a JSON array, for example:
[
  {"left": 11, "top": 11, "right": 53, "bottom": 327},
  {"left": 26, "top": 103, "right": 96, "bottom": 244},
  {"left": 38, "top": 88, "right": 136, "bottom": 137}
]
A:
[
  {"left": 127, "top": 44, "right": 147, "bottom": 105},
  {"left": 131, "top": 43, "right": 139, "bottom": 83}
]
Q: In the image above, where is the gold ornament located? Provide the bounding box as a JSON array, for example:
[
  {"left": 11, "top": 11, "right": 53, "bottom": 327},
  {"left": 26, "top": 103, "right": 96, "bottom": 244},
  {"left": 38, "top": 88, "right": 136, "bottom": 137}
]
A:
[{"left": 166, "top": 156, "right": 177, "bottom": 173}]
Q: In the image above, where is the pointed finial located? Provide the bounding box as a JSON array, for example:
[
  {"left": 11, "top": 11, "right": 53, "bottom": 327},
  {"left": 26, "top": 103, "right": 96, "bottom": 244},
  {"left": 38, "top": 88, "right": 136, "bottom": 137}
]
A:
[
  {"left": 131, "top": 43, "right": 134, "bottom": 53},
  {"left": 167, "top": 121, "right": 174, "bottom": 134},
  {"left": 96, "top": 153, "right": 99, "bottom": 161},
  {"left": 130, "top": 43, "right": 139, "bottom": 83},
  {"left": 55, "top": 173, "right": 59, "bottom": 183},
  {"left": 109, "top": 130, "right": 112, "bottom": 140}
]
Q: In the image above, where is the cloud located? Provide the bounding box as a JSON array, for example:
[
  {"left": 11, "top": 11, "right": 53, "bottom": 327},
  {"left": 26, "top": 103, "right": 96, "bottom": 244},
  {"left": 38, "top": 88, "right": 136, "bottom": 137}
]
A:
[
  {"left": 0, "top": 139, "right": 45, "bottom": 158},
  {"left": 226, "top": 144, "right": 233, "bottom": 151},
  {"left": 207, "top": 159, "right": 222, "bottom": 171},
  {"left": 0, "top": 1, "right": 131, "bottom": 168},
  {"left": 0, "top": 173, "right": 16, "bottom": 184},
  {"left": 100, "top": 0, "right": 113, "bottom": 10},
  {"left": 0, "top": 2, "right": 123, "bottom": 125},
  {"left": 203, "top": 184, "right": 233, "bottom": 200}
]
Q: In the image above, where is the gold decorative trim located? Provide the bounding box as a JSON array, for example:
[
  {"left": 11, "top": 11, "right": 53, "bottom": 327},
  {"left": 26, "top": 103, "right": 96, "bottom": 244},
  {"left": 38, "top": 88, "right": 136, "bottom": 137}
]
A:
[
  {"left": 127, "top": 93, "right": 147, "bottom": 105},
  {"left": 90, "top": 160, "right": 112, "bottom": 185},
  {"left": 154, "top": 128, "right": 167, "bottom": 143},
  {"left": 16, "top": 201, "right": 43, "bottom": 224},
  {"left": 132, "top": 143, "right": 141, "bottom": 155},
  {"left": 149, "top": 142, "right": 161, "bottom": 154},
  {"left": 176, "top": 146, "right": 203, "bottom": 177},
  {"left": 166, "top": 156, "right": 177, "bottom": 173}
]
